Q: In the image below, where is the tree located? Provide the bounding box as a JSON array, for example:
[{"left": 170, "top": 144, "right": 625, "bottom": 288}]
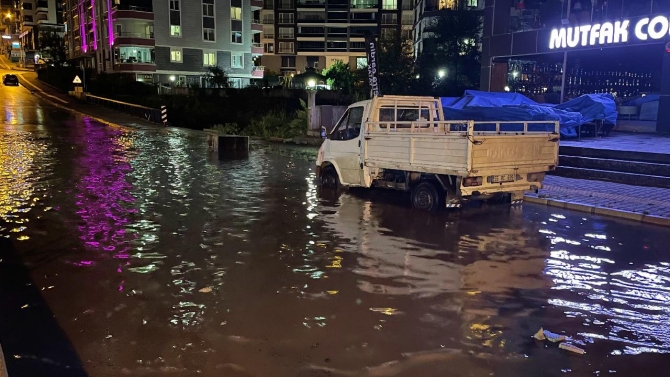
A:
[
  {"left": 323, "top": 60, "right": 356, "bottom": 93},
  {"left": 377, "top": 31, "right": 417, "bottom": 95},
  {"left": 39, "top": 28, "right": 66, "bottom": 66},
  {"left": 416, "top": 9, "right": 482, "bottom": 96},
  {"left": 202, "top": 65, "right": 230, "bottom": 88}
]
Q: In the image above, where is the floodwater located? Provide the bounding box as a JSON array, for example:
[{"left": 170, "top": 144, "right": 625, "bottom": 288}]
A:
[{"left": 2, "top": 103, "right": 670, "bottom": 377}]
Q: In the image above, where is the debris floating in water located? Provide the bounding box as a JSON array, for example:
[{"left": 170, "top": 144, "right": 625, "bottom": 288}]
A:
[
  {"left": 559, "top": 343, "right": 585, "bottom": 355},
  {"left": 199, "top": 287, "right": 213, "bottom": 293},
  {"left": 533, "top": 327, "right": 566, "bottom": 342}
]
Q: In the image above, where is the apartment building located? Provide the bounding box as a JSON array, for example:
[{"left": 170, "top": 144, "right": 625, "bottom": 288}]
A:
[
  {"left": 412, "top": 0, "right": 481, "bottom": 57},
  {"left": 259, "top": 0, "right": 413, "bottom": 76},
  {"left": 19, "top": 0, "right": 64, "bottom": 51},
  {"left": 63, "top": 0, "right": 262, "bottom": 87}
]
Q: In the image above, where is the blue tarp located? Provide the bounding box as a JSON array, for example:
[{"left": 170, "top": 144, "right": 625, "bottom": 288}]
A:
[
  {"left": 553, "top": 93, "right": 618, "bottom": 126},
  {"left": 440, "top": 91, "right": 618, "bottom": 138}
]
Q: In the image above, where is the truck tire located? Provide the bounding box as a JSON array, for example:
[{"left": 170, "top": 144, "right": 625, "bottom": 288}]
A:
[
  {"left": 321, "top": 167, "right": 340, "bottom": 189},
  {"left": 411, "top": 181, "right": 442, "bottom": 212}
]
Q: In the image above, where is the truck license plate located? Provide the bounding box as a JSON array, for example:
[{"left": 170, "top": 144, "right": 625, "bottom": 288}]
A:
[{"left": 492, "top": 174, "right": 515, "bottom": 183}]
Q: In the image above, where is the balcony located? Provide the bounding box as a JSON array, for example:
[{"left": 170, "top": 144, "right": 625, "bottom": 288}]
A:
[
  {"left": 350, "top": 0, "right": 378, "bottom": 9},
  {"left": 114, "top": 5, "right": 154, "bottom": 20},
  {"left": 297, "top": 0, "right": 325, "bottom": 7},
  {"left": 36, "top": 1, "right": 48, "bottom": 13},
  {"left": 252, "top": 65, "right": 264, "bottom": 78},
  {"left": 252, "top": 42, "right": 263, "bottom": 55},
  {"left": 115, "top": 32, "right": 155, "bottom": 46},
  {"left": 251, "top": 0, "right": 263, "bottom": 10},
  {"left": 252, "top": 20, "right": 263, "bottom": 33},
  {"left": 114, "top": 62, "right": 156, "bottom": 72}
]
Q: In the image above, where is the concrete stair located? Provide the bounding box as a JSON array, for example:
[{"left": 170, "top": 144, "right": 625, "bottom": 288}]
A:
[{"left": 552, "top": 145, "right": 670, "bottom": 188}]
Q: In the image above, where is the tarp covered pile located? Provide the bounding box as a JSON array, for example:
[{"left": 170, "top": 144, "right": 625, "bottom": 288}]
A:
[{"left": 440, "top": 90, "right": 618, "bottom": 138}]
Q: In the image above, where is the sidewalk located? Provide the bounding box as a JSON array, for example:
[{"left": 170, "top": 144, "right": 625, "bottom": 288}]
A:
[{"left": 525, "top": 175, "right": 670, "bottom": 227}]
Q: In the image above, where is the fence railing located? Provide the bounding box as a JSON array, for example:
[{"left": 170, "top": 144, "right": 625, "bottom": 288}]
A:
[{"left": 86, "top": 94, "right": 164, "bottom": 124}]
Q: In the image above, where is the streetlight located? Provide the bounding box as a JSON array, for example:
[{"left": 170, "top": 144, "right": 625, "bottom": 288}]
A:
[
  {"left": 437, "top": 69, "right": 446, "bottom": 78},
  {"left": 169, "top": 75, "right": 176, "bottom": 82},
  {"left": 504, "top": 86, "right": 510, "bottom": 92},
  {"left": 307, "top": 79, "right": 316, "bottom": 88}
]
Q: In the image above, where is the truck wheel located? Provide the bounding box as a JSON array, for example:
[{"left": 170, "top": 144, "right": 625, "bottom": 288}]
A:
[
  {"left": 411, "top": 181, "right": 442, "bottom": 212},
  {"left": 321, "top": 167, "right": 340, "bottom": 189}
]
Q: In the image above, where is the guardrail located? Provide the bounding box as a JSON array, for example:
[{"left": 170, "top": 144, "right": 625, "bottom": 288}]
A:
[{"left": 85, "top": 94, "right": 164, "bottom": 124}]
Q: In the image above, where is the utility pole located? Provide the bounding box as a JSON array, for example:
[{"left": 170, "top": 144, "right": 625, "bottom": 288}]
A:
[{"left": 559, "top": 0, "right": 572, "bottom": 104}]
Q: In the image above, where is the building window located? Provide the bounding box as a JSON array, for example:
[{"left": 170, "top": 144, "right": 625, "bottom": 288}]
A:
[
  {"left": 281, "top": 56, "right": 296, "bottom": 68},
  {"left": 170, "top": 48, "right": 182, "bottom": 62},
  {"left": 278, "top": 13, "right": 294, "bottom": 24},
  {"left": 264, "top": 43, "right": 274, "bottom": 53},
  {"left": 279, "top": 0, "right": 293, "bottom": 9},
  {"left": 229, "top": 78, "right": 243, "bottom": 88},
  {"left": 382, "top": 0, "right": 396, "bottom": 10},
  {"left": 115, "top": 24, "right": 122, "bottom": 35},
  {"left": 263, "top": 25, "right": 274, "bottom": 38},
  {"left": 306, "top": 56, "right": 319, "bottom": 68},
  {"left": 203, "top": 0, "right": 214, "bottom": 16},
  {"left": 381, "top": 13, "right": 397, "bottom": 24},
  {"left": 278, "top": 42, "right": 294, "bottom": 53},
  {"left": 262, "top": 15, "right": 275, "bottom": 24},
  {"left": 356, "top": 57, "right": 367, "bottom": 69},
  {"left": 170, "top": 0, "right": 181, "bottom": 36},
  {"left": 401, "top": 29, "right": 412, "bottom": 40},
  {"left": 115, "top": 46, "right": 155, "bottom": 63},
  {"left": 202, "top": 0, "right": 215, "bottom": 41},
  {"left": 231, "top": 6, "right": 242, "bottom": 20},
  {"left": 204, "top": 52, "right": 216, "bottom": 66},
  {"left": 279, "top": 27, "right": 294, "bottom": 39},
  {"left": 231, "top": 54, "right": 244, "bottom": 68},
  {"left": 203, "top": 28, "right": 215, "bottom": 41},
  {"left": 380, "top": 28, "right": 395, "bottom": 39}
]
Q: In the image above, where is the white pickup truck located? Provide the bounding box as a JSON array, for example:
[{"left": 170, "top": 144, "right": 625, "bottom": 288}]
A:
[{"left": 315, "top": 95, "right": 560, "bottom": 211}]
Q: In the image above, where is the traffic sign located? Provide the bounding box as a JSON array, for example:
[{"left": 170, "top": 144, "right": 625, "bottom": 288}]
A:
[{"left": 73, "top": 75, "right": 82, "bottom": 84}]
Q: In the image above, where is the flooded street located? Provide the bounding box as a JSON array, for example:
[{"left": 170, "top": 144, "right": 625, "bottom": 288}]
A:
[{"left": 2, "top": 89, "right": 670, "bottom": 377}]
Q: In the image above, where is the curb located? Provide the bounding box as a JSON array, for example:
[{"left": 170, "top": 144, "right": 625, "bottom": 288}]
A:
[
  {"left": 0, "top": 342, "right": 7, "bottom": 377},
  {"left": 524, "top": 195, "right": 670, "bottom": 227}
]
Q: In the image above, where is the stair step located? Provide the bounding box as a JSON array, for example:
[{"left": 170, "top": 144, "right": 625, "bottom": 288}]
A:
[
  {"left": 560, "top": 145, "right": 670, "bottom": 164},
  {"left": 559, "top": 155, "right": 670, "bottom": 178},
  {"left": 552, "top": 166, "right": 670, "bottom": 189}
]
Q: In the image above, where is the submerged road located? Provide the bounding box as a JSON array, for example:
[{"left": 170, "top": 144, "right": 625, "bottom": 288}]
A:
[{"left": 1, "top": 73, "right": 670, "bottom": 377}]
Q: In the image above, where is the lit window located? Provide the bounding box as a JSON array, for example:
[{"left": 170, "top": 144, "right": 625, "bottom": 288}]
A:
[
  {"left": 204, "top": 52, "right": 216, "bottom": 66},
  {"left": 382, "top": 0, "right": 396, "bottom": 10},
  {"left": 170, "top": 49, "right": 182, "bottom": 62},
  {"left": 170, "top": 25, "right": 181, "bottom": 36},
  {"left": 231, "top": 6, "right": 242, "bottom": 20},
  {"left": 231, "top": 31, "right": 242, "bottom": 43}
]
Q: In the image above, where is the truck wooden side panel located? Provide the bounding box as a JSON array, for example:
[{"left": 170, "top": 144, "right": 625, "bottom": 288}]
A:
[
  {"left": 470, "top": 135, "right": 558, "bottom": 174},
  {"left": 364, "top": 132, "right": 470, "bottom": 175}
]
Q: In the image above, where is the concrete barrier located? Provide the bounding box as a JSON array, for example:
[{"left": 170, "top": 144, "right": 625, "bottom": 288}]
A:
[{"left": 204, "top": 129, "right": 249, "bottom": 159}]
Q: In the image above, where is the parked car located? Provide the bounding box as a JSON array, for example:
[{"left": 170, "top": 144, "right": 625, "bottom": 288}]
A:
[{"left": 3, "top": 74, "right": 19, "bottom": 86}]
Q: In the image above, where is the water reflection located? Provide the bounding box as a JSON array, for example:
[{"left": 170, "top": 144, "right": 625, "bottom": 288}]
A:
[
  {"left": 2, "top": 119, "right": 670, "bottom": 376},
  {"left": 0, "top": 128, "right": 52, "bottom": 240},
  {"left": 539, "top": 214, "right": 670, "bottom": 356}
]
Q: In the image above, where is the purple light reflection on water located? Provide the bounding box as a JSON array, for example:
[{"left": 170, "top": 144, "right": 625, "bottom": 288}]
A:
[{"left": 74, "top": 119, "right": 137, "bottom": 283}]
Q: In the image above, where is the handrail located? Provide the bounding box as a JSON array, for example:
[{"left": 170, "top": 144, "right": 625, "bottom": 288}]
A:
[
  {"left": 365, "top": 120, "right": 560, "bottom": 134},
  {"left": 86, "top": 94, "right": 164, "bottom": 124}
]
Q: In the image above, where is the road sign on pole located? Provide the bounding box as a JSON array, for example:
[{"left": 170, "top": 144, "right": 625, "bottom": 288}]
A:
[{"left": 73, "top": 75, "right": 82, "bottom": 84}]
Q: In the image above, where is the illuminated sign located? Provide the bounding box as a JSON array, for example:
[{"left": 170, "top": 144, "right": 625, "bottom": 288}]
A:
[{"left": 549, "top": 15, "right": 670, "bottom": 49}]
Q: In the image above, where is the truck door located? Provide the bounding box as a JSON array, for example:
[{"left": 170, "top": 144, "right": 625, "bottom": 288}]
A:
[{"left": 329, "top": 106, "right": 365, "bottom": 186}]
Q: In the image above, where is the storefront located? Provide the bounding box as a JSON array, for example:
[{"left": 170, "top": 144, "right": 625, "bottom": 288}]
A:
[{"left": 481, "top": 0, "right": 670, "bottom": 133}]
